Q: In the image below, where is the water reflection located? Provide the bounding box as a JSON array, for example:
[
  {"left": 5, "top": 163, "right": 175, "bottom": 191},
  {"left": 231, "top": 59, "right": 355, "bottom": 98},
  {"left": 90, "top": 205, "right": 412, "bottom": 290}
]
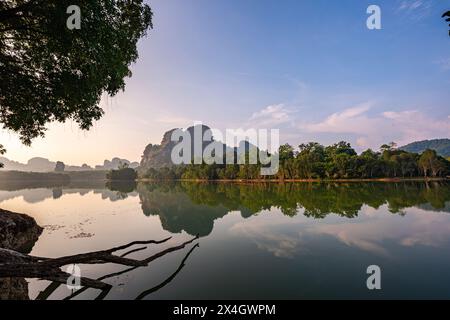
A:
[
  {"left": 136, "top": 181, "right": 450, "bottom": 236},
  {"left": 1, "top": 180, "right": 450, "bottom": 299},
  {"left": 1, "top": 181, "right": 449, "bottom": 238},
  {"left": 0, "top": 186, "right": 139, "bottom": 204}
]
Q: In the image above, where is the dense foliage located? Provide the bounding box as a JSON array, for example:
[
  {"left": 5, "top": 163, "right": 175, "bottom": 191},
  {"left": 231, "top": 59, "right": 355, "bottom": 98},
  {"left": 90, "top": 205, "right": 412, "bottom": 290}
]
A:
[
  {"left": 107, "top": 167, "right": 137, "bottom": 181},
  {"left": 443, "top": 10, "right": 450, "bottom": 36},
  {"left": 0, "top": 144, "right": 5, "bottom": 168},
  {"left": 54, "top": 161, "right": 65, "bottom": 172},
  {"left": 0, "top": 0, "right": 152, "bottom": 144},
  {"left": 140, "top": 141, "right": 450, "bottom": 180}
]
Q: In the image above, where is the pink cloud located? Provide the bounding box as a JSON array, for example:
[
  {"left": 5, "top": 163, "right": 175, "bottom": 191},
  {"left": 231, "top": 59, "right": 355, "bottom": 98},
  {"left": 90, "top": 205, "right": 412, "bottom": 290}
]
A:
[{"left": 302, "top": 103, "right": 450, "bottom": 150}]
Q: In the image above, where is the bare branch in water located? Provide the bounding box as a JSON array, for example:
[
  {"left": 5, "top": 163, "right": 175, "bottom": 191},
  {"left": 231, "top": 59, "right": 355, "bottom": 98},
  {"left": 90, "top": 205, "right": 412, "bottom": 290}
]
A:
[
  {"left": 0, "top": 235, "right": 199, "bottom": 300},
  {"left": 135, "top": 243, "right": 199, "bottom": 300},
  {"left": 62, "top": 235, "right": 200, "bottom": 300}
]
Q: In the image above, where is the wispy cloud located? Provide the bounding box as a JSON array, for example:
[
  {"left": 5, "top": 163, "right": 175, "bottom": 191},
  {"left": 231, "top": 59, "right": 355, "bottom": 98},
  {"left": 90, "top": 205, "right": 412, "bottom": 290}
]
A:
[
  {"left": 301, "top": 102, "right": 450, "bottom": 149},
  {"left": 230, "top": 215, "right": 306, "bottom": 258},
  {"left": 248, "top": 104, "right": 295, "bottom": 127},
  {"left": 435, "top": 57, "right": 450, "bottom": 71},
  {"left": 304, "top": 102, "right": 373, "bottom": 134},
  {"left": 397, "top": 0, "right": 433, "bottom": 20},
  {"left": 399, "top": 0, "right": 427, "bottom": 11},
  {"left": 308, "top": 205, "right": 450, "bottom": 256}
]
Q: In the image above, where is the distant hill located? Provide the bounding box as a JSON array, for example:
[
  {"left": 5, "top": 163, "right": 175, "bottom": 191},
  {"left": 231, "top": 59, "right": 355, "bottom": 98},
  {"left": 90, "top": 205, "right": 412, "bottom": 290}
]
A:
[
  {"left": 0, "top": 156, "right": 138, "bottom": 172},
  {"left": 94, "top": 158, "right": 139, "bottom": 170},
  {"left": 400, "top": 139, "right": 450, "bottom": 157}
]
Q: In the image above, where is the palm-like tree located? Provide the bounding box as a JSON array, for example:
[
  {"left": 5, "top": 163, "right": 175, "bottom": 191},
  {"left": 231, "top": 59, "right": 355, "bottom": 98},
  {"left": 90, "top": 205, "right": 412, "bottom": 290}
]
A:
[{"left": 443, "top": 11, "right": 450, "bottom": 36}]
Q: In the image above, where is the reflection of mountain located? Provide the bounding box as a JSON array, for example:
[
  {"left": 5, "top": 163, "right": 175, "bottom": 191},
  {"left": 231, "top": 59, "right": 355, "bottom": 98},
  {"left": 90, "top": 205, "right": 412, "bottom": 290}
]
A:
[
  {"left": 418, "top": 202, "right": 450, "bottom": 213},
  {"left": 0, "top": 186, "right": 139, "bottom": 205},
  {"left": 0, "top": 189, "right": 55, "bottom": 204},
  {"left": 136, "top": 181, "right": 450, "bottom": 236},
  {"left": 138, "top": 183, "right": 229, "bottom": 237},
  {"left": 1, "top": 180, "right": 449, "bottom": 237}
]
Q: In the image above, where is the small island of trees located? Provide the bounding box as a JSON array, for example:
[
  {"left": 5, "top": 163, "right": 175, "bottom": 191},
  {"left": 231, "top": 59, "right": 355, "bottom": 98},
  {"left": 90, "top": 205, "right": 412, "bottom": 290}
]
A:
[{"left": 107, "top": 162, "right": 138, "bottom": 181}]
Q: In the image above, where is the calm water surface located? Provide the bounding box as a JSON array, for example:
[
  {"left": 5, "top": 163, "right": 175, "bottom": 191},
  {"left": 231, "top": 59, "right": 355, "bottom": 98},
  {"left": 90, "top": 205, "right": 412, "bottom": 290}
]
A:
[{"left": 1, "top": 181, "right": 450, "bottom": 299}]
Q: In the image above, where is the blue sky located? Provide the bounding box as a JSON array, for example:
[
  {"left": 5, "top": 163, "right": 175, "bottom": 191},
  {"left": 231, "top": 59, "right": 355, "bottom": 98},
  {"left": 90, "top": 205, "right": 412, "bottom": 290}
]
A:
[{"left": 1, "top": 0, "right": 449, "bottom": 165}]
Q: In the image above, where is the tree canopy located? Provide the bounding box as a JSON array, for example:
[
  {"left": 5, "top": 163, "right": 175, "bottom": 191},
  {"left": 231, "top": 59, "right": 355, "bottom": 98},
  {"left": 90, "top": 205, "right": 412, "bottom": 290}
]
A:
[
  {"left": 107, "top": 167, "right": 137, "bottom": 181},
  {"left": 0, "top": 144, "right": 5, "bottom": 168},
  {"left": 443, "top": 11, "right": 450, "bottom": 36},
  {"left": 54, "top": 161, "right": 65, "bottom": 172},
  {"left": 141, "top": 141, "right": 450, "bottom": 181},
  {"left": 0, "top": 0, "right": 152, "bottom": 144}
]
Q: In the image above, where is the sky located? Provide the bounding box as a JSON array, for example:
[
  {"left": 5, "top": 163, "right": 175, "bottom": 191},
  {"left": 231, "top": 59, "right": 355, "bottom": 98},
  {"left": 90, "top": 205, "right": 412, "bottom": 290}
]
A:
[{"left": 1, "top": 0, "right": 449, "bottom": 166}]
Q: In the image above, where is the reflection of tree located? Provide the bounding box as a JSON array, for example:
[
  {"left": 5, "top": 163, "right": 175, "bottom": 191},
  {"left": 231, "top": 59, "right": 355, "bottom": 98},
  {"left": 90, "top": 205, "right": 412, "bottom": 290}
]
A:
[
  {"left": 136, "top": 181, "right": 450, "bottom": 236},
  {"left": 106, "top": 180, "right": 137, "bottom": 193},
  {"left": 105, "top": 180, "right": 137, "bottom": 200},
  {"left": 52, "top": 188, "right": 62, "bottom": 199}
]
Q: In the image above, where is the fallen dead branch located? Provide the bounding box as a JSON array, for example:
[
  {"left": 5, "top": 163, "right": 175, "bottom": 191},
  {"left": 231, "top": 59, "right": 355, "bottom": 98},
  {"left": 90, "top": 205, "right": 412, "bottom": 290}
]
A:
[
  {"left": 61, "top": 235, "right": 199, "bottom": 300},
  {"left": 0, "top": 234, "right": 199, "bottom": 299}
]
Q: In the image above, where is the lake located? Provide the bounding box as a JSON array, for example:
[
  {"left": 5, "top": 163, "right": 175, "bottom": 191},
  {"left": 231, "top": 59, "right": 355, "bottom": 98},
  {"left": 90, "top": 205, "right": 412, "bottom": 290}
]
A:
[{"left": 1, "top": 180, "right": 450, "bottom": 299}]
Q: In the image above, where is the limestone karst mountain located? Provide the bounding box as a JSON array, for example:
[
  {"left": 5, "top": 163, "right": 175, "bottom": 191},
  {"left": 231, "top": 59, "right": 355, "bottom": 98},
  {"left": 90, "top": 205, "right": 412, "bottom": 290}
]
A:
[
  {"left": 140, "top": 125, "right": 217, "bottom": 171},
  {"left": 139, "top": 124, "right": 260, "bottom": 172}
]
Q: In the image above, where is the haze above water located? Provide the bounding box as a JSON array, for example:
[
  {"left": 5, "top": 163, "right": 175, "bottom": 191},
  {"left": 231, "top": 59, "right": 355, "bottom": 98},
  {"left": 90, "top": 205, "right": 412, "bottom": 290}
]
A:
[{"left": 1, "top": 181, "right": 450, "bottom": 299}]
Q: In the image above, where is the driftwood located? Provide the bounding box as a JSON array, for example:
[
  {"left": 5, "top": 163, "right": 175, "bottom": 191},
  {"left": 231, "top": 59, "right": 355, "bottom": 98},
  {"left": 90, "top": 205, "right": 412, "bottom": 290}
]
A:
[{"left": 0, "top": 235, "right": 199, "bottom": 299}]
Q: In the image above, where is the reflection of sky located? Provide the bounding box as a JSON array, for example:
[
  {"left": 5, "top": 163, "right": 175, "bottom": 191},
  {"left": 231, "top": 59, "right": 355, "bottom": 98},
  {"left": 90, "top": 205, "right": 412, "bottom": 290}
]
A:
[
  {"left": 3, "top": 185, "right": 450, "bottom": 259},
  {"left": 3, "top": 187, "right": 450, "bottom": 259},
  {"left": 3, "top": 185, "right": 450, "bottom": 299},
  {"left": 230, "top": 205, "right": 450, "bottom": 258}
]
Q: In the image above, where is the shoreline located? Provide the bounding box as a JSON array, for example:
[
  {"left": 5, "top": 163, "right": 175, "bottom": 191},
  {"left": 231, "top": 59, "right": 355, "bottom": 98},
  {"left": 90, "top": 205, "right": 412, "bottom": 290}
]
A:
[{"left": 137, "top": 177, "right": 450, "bottom": 183}]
